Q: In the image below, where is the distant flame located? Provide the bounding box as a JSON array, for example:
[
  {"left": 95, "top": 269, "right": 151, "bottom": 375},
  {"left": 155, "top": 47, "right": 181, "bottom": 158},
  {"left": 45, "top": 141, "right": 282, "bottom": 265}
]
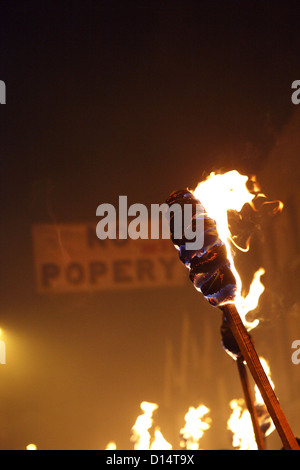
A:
[
  {"left": 193, "top": 170, "right": 282, "bottom": 330},
  {"left": 130, "top": 401, "right": 171, "bottom": 450},
  {"left": 228, "top": 356, "right": 275, "bottom": 448},
  {"left": 254, "top": 357, "right": 275, "bottom": 437},
  {"left": 180, "top": 404, "right": 211, "bottom": 449},
  {"left": 105, "top": 441, "right": 117, "bottom": 450},
  {"left": 108, "top": 400, "right": 211, "bottom": 450},
  {"left": 26, "top": 443, "right": 37, "bottom": 450},
  {"left": 150, "top": 428, "right": 172, "bottom": 450},
  {"left": 227, "top": 399, "right": 258, "bottom": 450},
  {"left": 254, "top": 357, "right": 275, "bottom": 404},
  {"left": 131, "top": 401, "right": 158, "bottom": 450}
]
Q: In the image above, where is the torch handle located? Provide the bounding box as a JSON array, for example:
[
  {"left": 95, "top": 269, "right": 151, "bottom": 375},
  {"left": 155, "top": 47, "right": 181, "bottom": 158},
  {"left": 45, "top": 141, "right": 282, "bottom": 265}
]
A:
[
  {"left": 236, "top": 357, "right": 266, "bottom": 450},
  {"left": 222, "top": 303, "right": 300, "bottom": 450}
]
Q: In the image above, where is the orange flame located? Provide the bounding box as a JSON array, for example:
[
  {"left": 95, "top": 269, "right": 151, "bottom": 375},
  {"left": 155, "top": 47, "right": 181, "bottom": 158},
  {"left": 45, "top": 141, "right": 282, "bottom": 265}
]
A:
[
  {"left": 192, "top": 170, "right": 282, "bottom": 330},
  {"left": 254, "top": 357, "right": 274, "bottom": 404},
  {"left": 254, "top": 357, "right": 275, "bottom": 437},
  {"left": 130, "top": 401, "right": 171, "bottom": 450},
  {"left": 131, "top": 401, "right": 158, "bottom": 450},
  {"left": 150, "top": 428, "right": 172, "bottom": 450},
  {"left": 180, "top": 404, "right": 211, "bottom": 449},
  {"left": 227, "top": 399, "right": 258, "bottom": 450},
  {"left": 26, "top": 443, "right": 37, "bottom": 450},
  {"left": 228, "top": 356, "right": 275, "bottom": 448},
  {"left": 105, "top": 441, "right": 117, "bottom": 450}
]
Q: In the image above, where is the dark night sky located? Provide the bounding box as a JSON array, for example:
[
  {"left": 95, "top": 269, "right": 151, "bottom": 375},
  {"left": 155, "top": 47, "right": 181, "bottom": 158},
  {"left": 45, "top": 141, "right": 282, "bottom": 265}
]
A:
[{"left": 1, "top": 1, "right": 300, "bottom": 450}]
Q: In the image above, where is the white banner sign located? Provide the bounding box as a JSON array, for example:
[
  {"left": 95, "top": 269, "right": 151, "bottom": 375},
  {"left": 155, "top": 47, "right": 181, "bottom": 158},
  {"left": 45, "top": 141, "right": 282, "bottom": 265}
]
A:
[{"left": 32, "top": 224, "right": 187, "bottom": 293}]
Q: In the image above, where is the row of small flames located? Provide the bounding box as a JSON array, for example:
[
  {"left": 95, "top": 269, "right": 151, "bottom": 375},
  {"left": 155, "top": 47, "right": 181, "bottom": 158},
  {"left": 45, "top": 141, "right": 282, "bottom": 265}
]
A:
[{"left": 105, "top": 357, "right": 274, "bottom": 451}]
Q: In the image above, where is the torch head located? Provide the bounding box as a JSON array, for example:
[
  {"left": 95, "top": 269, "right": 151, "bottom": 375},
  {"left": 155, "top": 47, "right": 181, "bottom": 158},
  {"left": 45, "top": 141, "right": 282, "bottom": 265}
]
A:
[{"left": 166, "top": 189, "right": 237, "bottom": 307}]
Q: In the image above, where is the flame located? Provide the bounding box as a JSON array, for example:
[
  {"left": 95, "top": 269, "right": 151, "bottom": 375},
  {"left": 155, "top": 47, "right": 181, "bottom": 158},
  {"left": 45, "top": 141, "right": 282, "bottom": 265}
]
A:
[
  {"left": 150, "top": 428, "right": 172, "bottom": 450},
  {"left": 254, "top": 357, "right": 275, "bottom": 437},
  {"left": 109, "top": 400, "right": 211, "bottom": 450},
  {"left": 254, "top": 357, "right": 274, "bottom": 404},
  {"left": 234, "top": 268, "right": 265, "bottom": 329},
  {"left": 26, "top": 443, "right": 37, "bottom": 450},
  {"left": 180, "top": 404, "right": 211, "bottom": 449},
  {"left": 228, "top": 357, "right": 275, "bottom": 448},
  {"left": 193, "top": 170, "right": 282, "bottom": 330},
  {"left": 105, "top": 441, "right": 117, "bottom": 450},
  {"left": 131, "top": 401, "right": 158, "bottom": 450},
  {"left": 130, "top": 401, "right": 172, "bottom": 450},
  {"left": 227, "top": 399, "right": 258, "bottom": 450}
]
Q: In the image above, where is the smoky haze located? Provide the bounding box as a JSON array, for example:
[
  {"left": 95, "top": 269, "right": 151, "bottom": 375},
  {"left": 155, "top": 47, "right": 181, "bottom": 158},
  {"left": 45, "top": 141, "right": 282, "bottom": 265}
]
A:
[{"left": 1, "top": 1, "right": 300, "bottom": 450}]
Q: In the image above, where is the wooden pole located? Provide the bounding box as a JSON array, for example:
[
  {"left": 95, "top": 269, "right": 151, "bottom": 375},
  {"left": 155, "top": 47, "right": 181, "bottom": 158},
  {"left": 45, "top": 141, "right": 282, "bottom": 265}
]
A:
[
  {"left": 236, "top": 357, "right": 266, "bottom": 450},
  {"left": 221, "top": 303, "right": 300, "bottom": 450}
]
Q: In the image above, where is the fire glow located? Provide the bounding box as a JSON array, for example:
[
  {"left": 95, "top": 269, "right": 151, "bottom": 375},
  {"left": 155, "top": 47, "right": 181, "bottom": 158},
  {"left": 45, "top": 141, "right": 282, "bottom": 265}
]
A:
[
  {"left": 106, "top": 401, "right": 211, "bottom": 450},
  {"left": 227, "top": 356, "right": 275, "bottom": 449},
  {"left": 130, "top": 401, "right": 162, "bottom": 450},
  {"left": 106, "top": 395, "right": 275, "bottom": 450},
  {"left": 179, "top": 404, "right": 211, "bottom": 450},
  {"left": 228, "top": 399, "right": 258, "bottom": 450}
]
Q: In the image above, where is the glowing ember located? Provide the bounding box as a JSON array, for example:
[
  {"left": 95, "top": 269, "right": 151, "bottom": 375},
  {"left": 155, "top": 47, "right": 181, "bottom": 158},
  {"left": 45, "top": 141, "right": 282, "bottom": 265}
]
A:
[
  {"left": 180, "top": 404, "right": 211, "bottom": 450},
  {"left": 192, "top": 170, "right": 282, "bottom": 330}
]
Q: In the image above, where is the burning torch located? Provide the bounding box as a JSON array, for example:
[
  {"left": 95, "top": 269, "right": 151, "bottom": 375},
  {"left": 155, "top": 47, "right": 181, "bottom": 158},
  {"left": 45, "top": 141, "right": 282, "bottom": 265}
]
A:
[{"left": 166, "top": 171, "right": 299, "bottom": 450}]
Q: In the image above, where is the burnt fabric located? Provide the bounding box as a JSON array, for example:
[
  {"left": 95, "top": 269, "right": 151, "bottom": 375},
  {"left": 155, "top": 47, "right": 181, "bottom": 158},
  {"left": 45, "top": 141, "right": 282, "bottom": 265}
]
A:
[{"left": 166, "top": 189, "right": 237, "bottom": 307}]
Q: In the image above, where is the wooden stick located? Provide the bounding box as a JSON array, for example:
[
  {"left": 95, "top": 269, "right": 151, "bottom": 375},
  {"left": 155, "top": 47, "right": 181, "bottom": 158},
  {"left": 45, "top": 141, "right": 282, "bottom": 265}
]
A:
[
  {"left": 237, "top": 356, "right": 266, "bottom": 450},
  {"left": 222, "top": 303, "right": 300, "bottom": 450}
]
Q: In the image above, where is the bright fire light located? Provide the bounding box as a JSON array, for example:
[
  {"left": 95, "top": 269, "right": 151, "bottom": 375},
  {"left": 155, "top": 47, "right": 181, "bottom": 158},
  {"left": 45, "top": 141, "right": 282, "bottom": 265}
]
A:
[
  {"left": 110, "top": 401, "right": 211, "bottom": 450},
  {"left": 193, "top": 170, "right": 282, "bottom": 330},
  {"left": 254, "top": 357, "right": 276, "bottom": 437},
  {"left": 228, "top": 356, "right": 275, "bottom": 449},
  {"left": 105, "top": 441, "right": 117, "bottom": 450},
  {"left": 150, "top": 428, "right": 172, "bottom": 450},
  {"left": 0, "top": 328, "right": 6, "bottom": 365},
  {"left": 254, "top": 357, "right": 275, "bottom": 404},
  {"left": 227, "top": 399, "right": 258, "bottom": 450},
  {"left": 130, "top": 401, "right": 171, "bottom": 450},
  {"left": 131, "top": 401, "right": 158, "bottom": 449},
  {"left": 26, "top": 443, "right": 37, "bottom": 450},
  {"left": 180, "top": 404, "right": 211, "bottom": 449}
]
